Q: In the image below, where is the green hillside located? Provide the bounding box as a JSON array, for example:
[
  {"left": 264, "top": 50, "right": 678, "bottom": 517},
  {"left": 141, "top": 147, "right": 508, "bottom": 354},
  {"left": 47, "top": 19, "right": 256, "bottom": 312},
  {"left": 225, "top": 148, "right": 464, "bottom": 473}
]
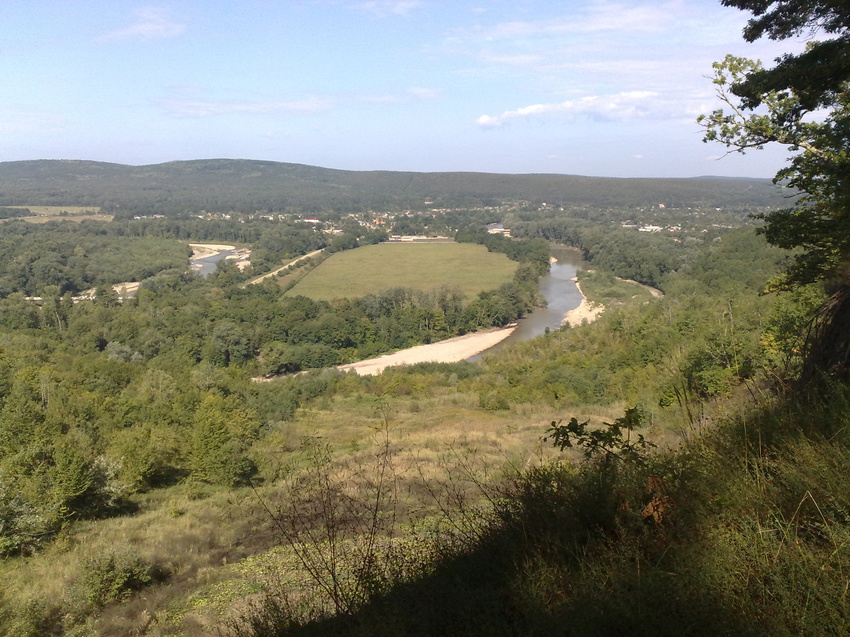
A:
[{"left": 0, "top": 159, "right": 787, "bottom": 216}]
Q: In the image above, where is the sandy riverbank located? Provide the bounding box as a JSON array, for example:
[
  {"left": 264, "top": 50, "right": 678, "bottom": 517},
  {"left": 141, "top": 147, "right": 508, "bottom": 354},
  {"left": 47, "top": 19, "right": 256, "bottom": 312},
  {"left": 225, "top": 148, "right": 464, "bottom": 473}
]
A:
[
  {"left": 562, "top": 279, "right": 605, "bottom": 327},
  {"left": 189, "top": 243, "right": 236, "bottom": 260},
  {"left": 336, "top": 326, "right": 517, "bottom": 376},
  {"left": 253, "top": 326, "right": 517, "bottom": 381},
  {"left": 330, "top": 266, "right": 607, "bottom": 377}
]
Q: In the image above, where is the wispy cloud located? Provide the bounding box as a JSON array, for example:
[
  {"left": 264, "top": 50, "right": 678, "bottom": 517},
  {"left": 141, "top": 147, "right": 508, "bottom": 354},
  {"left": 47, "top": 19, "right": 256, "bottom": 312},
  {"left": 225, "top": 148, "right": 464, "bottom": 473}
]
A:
[
  {"left": 459, "top": 1, "right": 674, "bottom": 43},
  {"left": 0, "top": 103, "right": 65, "bottom": 133},
  {"left": 406, "top": 86, "right": 439, "bottom": 99},
  {"left": 358, "top": 1, "right": 422, "bottom": 17},
  {"left": 161, "top": 97, "right": 333, "bottom": 118},
  {"left": 361, "top": 86, "right": 440, "bottom": 103},
  {"left": 476, "top": 91, "right": 661, "bottom": 127},
  {"left": 98, "top": 7, "right": 185, "bottom": 42}
]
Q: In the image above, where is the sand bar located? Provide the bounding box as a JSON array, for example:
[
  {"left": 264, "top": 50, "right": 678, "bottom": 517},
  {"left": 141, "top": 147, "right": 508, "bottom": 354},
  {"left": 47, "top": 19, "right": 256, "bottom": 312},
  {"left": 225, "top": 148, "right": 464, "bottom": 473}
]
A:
[
  {"left": 252, "top": 326, "right": 517, "bottom": 382},
  {"left": 562, "top": 279, "right": 605, "bottom": 327},
  {"left": 336, "top": 326, "right": 517, "bottom": 376},
  {"left": 189, "top": 243, "right": 236, "bottom": 260}
]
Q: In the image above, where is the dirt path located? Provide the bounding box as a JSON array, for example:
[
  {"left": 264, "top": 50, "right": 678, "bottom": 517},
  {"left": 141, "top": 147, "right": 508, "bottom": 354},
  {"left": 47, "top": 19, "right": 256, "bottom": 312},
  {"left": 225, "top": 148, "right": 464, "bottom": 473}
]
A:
[
  {"left": 616, "top": 276, "right": 664, "bottom": 298},
  {"left": 246, "top": 249, "right": 324, "bottom": 285}
]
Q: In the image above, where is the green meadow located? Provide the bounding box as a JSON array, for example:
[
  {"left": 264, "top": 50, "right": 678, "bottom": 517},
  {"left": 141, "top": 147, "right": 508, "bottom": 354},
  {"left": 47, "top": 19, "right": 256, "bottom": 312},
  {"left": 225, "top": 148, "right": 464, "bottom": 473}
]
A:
[{"left": 287, "top": 241, "right": 518, "bottom": 300}]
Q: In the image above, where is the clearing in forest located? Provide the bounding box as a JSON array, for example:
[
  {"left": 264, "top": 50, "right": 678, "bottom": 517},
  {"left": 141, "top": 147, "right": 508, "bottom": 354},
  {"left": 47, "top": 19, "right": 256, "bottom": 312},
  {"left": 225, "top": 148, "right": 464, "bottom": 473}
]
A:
[
  {"left": 9, "top": 205, "right": 112, "bottom": 223},
  {"left": 288, "top": 241, "right": 517, "bottom": 300}
]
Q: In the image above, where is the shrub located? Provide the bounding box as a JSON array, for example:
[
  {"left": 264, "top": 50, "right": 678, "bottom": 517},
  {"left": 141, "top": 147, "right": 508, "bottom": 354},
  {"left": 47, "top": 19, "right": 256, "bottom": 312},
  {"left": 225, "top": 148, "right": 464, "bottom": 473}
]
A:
[
  {"left": 71, "top": 551, "right": 161, "bottom": 612},
  {"left": 478, "top": 391, "right": 510, "bottom": 411},
  {"left": 0, "top": 596, "right": 62, "bottom": 637}
]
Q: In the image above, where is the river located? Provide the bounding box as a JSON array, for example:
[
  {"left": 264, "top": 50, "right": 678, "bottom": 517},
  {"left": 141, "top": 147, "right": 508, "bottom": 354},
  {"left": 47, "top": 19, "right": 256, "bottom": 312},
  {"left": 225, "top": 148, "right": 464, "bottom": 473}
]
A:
[
  {"left": 468, "top": 245, "right": 587, "bottom": 360},
  {"left": 191, "top": 247, "right": 233, "bottom": 277},
  {"left": 253, "top": 243, "right": 589, "bottom": 378}
]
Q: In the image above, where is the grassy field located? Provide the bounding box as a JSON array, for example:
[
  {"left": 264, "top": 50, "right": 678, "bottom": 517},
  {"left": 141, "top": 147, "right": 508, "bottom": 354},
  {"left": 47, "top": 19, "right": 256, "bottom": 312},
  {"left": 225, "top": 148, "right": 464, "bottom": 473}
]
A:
[
  {"left": 287, "top": 242, "right": 517, "bottom": 300},
  {"left": 6, "top": 205, "right": 112, "bottom": 223},
  {"left": 22, "top": 205, "right": 102, "bottom": 215}
]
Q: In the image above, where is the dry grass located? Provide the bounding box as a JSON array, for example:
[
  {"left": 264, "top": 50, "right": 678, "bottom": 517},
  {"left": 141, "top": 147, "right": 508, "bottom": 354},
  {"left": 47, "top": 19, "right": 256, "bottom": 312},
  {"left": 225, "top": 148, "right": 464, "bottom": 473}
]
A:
[
  {"left": 3, "top": 205, "right": 113, "bottom": 224},
  {"left": 0, "top": 386, "right": 637, "bottom": 635},
  {"left": 0, "top": 483, "right": 277, "bottom": 636},
  {"left": 20, "top": 205, "right": 102, "bottom": 216}
]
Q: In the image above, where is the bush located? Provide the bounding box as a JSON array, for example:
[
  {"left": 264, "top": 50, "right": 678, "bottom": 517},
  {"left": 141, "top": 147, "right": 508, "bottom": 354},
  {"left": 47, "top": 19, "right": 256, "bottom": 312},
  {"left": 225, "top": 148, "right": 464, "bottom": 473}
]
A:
[
  {"left": 0, "top": 596, "right": 62, "bottom": 637},
  {"left": 478, "top": 391, "right": 510, "bottom": 411},
  {"left": 71, "top": 551, "right": 161, "bottom": 612}
]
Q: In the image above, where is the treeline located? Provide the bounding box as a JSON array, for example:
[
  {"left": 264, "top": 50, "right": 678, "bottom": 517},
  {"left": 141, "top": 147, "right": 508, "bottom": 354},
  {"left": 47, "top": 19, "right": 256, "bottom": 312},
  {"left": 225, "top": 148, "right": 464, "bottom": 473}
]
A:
[
  {"left": 510, "top": 216, "right": 786, "bottom": 292},
  {"left": 59, "top": 217, "right": 330, "bottom": 275},
  {"left": 456, "top": 226, "right": 551, "bottom": 274},
  {"left": 0, "top": 206, "right": 28, "bottom": 219}
]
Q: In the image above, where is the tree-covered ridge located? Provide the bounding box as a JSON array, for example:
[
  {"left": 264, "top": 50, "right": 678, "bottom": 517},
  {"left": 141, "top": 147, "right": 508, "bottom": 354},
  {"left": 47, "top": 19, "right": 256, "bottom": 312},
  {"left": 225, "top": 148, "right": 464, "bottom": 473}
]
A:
[{"left": 0, "top": 159, "right": 788, "bottom": 216}]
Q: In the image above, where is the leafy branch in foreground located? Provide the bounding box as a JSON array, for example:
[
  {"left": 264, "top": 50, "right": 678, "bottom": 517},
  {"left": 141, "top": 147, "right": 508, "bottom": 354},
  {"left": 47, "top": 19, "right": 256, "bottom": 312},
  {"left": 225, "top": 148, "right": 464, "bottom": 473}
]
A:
[
  {"left": 697, "top": 52, "right": 850, "bottom": 291},
  {"left": 699, "top": 2, "right": 850, "bottom": 381},
  {"left": 545, "top": 406, "right": 655, "bottom": 465}
]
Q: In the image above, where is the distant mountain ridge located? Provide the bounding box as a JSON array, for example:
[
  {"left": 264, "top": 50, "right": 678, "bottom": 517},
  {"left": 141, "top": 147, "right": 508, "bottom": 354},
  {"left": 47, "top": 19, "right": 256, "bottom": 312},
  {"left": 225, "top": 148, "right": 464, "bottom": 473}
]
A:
[{"left": 0, "top": 159, "right": 788, "bottom": 216}]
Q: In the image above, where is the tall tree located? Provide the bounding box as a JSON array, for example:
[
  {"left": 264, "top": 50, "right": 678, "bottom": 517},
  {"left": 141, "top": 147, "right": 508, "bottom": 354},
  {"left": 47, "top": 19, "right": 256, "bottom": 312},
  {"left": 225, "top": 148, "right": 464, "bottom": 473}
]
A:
[{"left": 699, "top": 1, "right": 850, "bottom": 379}]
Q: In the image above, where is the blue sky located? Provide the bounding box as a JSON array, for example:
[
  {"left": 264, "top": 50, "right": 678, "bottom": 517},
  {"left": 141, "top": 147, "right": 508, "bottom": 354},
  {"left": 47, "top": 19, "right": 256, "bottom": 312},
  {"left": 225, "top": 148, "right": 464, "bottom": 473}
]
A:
[{"left": 0, "top": 1, "right": 806, "bottom": 177}]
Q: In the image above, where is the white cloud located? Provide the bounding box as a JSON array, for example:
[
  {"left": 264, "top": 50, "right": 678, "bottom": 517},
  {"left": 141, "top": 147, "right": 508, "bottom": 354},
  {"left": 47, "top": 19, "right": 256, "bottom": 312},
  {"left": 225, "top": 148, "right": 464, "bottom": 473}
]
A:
[
  {"left": 476, "top": 91, "right": 661, "bottom": 127},
  {"left": 478, "top": 51, "right": 543, "bottom": 66},
  {"left": 98, "top": 6, "right": 185, "bottom": 41},
  {"left": 361, "top": 94, "right": 401, "bottom": 103},
  {"left": 576, "top": 1, "right": 676, "bottom": 34},
  {"left": 162, "top": 97, "right": 333, "bottom": 118}
]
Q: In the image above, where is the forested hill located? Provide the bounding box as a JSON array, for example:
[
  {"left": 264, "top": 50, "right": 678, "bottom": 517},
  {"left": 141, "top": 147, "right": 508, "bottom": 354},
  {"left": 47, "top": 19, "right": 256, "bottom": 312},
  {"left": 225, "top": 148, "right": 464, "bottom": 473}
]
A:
[{"left": 0, "top": 159, "right": 786, "bottom": 216}]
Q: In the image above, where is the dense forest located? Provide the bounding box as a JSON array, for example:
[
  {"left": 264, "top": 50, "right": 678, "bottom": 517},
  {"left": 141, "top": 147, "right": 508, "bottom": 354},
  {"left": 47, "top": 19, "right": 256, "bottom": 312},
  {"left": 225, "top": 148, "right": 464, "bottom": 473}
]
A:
[{"left": 0, "top": 159, "right": 787, "bottom": 216}]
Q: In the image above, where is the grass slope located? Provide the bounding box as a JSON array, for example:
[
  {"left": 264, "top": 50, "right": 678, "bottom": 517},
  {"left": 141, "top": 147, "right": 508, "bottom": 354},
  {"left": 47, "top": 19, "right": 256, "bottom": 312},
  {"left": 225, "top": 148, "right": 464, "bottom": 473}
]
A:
[
  {"left": 287, "top": 242, "right": 517, "bottom": 300},
  {"left": 235, "top": 385, "right": 850, "bottom": 637}
]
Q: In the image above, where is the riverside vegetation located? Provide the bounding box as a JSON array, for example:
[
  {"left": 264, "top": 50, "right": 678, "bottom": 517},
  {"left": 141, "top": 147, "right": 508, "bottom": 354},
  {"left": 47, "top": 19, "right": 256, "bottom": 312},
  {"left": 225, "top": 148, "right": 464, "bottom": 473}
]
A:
[{"left": 0, "top": 199, "right": 842, "bottom": 635}]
